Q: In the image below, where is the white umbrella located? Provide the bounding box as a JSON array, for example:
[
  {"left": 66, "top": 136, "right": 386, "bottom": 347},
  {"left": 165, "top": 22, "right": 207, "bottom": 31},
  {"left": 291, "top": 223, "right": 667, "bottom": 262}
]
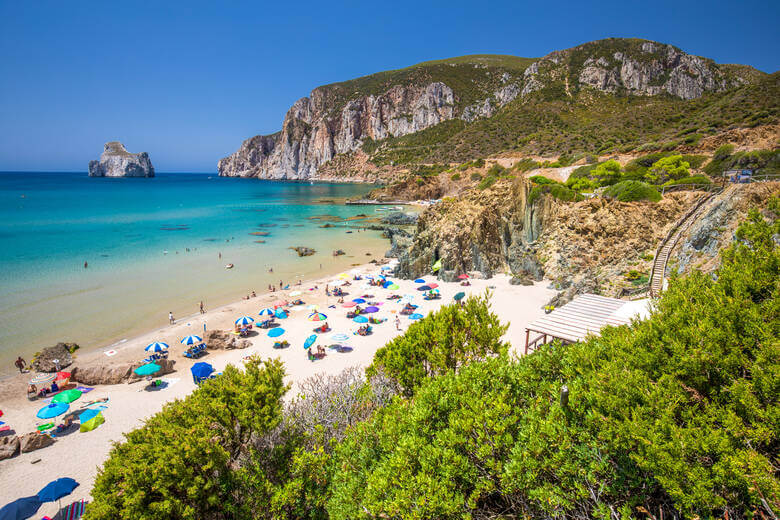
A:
[{"left": 30, "top": 373, "right": 55, "bottom": 385}]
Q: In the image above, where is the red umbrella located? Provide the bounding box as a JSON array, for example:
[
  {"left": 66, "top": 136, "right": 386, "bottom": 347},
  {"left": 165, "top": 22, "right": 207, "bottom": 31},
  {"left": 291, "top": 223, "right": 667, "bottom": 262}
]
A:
[
  {"left": 272, "top": 300, "right": 288, "bottom": 308},
  {"left": 55, "top": 371, "right": 71, "bottom": 381},
  {"left": 457, "top": 274, "right": 469, "bottom": 279},
  {"left": 428, "top": 283, "right": 439, "bottom": 289},
  {"left": 342, "top": 302, "right": 357, "bottom": 308}
]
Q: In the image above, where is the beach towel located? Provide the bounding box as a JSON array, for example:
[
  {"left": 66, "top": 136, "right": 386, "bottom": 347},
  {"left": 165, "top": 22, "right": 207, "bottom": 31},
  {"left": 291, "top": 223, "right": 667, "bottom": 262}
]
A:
[
  {"left": 104, "top": 349, "right": 117, "bottom": 357},
  {"left": 161, "top": 377, "right": 180, "bottom": 388},
  {"left": 88, "top": 405, "right": 108, "bottom": 412},
  {"left": 62, "top": 499, "right": 86, "bottom": 519},
  {"left": 76, "top": 386, "right": 94, "bottom": 393}
]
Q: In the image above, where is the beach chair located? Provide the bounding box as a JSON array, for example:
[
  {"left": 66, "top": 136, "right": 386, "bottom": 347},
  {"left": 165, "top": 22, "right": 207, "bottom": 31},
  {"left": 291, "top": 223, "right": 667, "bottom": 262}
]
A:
[{"left": 61, "top": 499, "right": 87, "bottom": 519}]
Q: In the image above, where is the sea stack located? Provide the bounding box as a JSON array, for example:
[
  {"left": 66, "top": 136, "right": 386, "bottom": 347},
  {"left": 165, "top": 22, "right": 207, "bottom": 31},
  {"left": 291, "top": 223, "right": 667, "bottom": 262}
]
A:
[{"left": 88, "top": 141, "right": 155, "bottom": 177}]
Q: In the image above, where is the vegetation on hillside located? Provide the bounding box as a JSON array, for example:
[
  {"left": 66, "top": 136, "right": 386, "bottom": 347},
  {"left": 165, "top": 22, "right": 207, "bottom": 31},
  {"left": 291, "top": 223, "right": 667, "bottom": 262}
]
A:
[{"left": 88, "top": 203, "right": 779, "bottom": 519}]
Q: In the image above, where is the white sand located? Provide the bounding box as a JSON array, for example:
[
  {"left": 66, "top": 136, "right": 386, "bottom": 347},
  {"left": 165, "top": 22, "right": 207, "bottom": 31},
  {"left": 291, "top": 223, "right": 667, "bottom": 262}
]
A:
[{"left": 0, "top": 264, "right": 554, "bottom": 516}]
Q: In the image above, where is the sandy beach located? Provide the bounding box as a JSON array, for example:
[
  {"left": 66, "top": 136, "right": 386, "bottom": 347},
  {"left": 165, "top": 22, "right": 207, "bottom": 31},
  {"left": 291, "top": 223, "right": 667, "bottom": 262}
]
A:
[{"left": 0, "top": 262, "right": 555, "bottom": 516}]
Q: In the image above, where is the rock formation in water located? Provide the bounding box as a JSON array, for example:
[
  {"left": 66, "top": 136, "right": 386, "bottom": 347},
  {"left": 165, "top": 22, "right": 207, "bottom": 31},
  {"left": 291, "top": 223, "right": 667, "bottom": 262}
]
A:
[{"left": 89, "top": 141, "right": 155, "bottom": 178}]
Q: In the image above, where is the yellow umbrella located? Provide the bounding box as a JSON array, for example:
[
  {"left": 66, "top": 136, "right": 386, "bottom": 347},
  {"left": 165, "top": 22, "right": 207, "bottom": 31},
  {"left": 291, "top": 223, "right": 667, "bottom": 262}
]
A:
[{"left": 337, "top": 273, "right": 348, "bottom": 280}]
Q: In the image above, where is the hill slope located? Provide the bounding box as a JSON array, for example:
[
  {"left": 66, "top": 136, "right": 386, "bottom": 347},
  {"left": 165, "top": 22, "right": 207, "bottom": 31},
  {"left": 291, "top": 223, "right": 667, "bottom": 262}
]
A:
[{"left": 218, "top": 38, "right": 773, "bottom": 180}]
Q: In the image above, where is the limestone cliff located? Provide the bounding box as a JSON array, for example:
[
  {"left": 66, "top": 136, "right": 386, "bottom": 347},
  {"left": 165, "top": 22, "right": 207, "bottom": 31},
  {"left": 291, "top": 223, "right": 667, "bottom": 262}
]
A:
[{"left": 88, "top": 141, "right": 154, "bottom": 178}]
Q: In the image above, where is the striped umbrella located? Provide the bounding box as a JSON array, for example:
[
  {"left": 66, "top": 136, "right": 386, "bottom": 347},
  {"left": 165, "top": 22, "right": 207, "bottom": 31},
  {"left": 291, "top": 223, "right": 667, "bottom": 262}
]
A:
[
  {"left": 30, "top": 373, "right": 55, "bottom": 385},
  {"left": 258, "top": 308, "right": 275, "bottom": 316},
  {"left": 308, "top": 312, "right": 328, "bottom": 322},
  {"left": 145, "top": 342, "right": 169, "bottom": 352},
  {"left": 235, "top": 316, "right": 254, "bottom": 326},
  {"left": 180, "top": 335, "right": 202, "bottom": 345}
]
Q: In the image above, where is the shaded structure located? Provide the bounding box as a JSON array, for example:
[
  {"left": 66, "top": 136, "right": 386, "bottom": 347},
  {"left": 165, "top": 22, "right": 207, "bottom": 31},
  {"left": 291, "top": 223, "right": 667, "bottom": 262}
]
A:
[{"left": 524, "top": 294, "right": 650, "bottom": 354}]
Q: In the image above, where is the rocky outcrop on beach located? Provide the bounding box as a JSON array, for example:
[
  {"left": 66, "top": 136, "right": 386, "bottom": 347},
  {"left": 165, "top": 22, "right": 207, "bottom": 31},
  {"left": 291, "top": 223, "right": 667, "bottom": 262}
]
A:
[
  {"left": 19, "top": 431, "right": 55, "bottom": 453},
  {"left": 291, "top": 246, "right": 316, "bottom": 257},
  {"left": 0, "top": 435, "right": 20, "bottom": 460},
  {"left": 71, "top": 358, "right": 175, "bottom": 386},
  {"left": 204, "top": 330, "right": 251, "bottom": 350},
  {"left": 32, "top": 342, "right": 77, "bottom": 372},
  {"left": 88, "top": 141, "right": 155, "bottom": 178},
  {"left": 381, "top": 212, "right": 418, "bottom": 226}
]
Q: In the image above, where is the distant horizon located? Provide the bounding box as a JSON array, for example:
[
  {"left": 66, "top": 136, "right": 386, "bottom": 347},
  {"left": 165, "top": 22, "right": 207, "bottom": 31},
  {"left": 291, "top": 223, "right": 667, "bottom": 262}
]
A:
[{"left": 1, "top": 1, "right": 778, "bottom": 172}]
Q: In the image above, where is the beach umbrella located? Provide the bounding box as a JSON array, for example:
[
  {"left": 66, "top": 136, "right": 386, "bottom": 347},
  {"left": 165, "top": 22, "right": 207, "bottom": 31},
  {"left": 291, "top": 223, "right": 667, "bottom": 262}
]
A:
[
  {"left": 38, "top": 477, "right": 79, "bottom": 505},
  {"left": 235, "top": 316, "right": 254, "bottom": 326},
  {"left": 0, "top": 495, "right": 42, "bottom": 520},
  {"left": 79, "top": 412, "right": 105, "bottom": 433},
  {"left": 353, "top": 316, "right": 368, "bottom": 323},
  {"left": 36, "top": 402, "right": 69, "bottom": 420},
  {"left": 272, "top": 300, "right": 288, "bottom": 308},
  {"left": 382, "top": 280, "right": 393, "bottom": 288},
  {"left": 289, "top": 290, "right": 302, "bottom": 297},
  {"left": 308, "top": 312, "right": 327, "bottom": 321},
  {"left": 275, "top": 308, "right": 288, "bottom": 319},
  {"left": 54, "top": 371, "right": 71, "bottom": 381},
  {"left": 303, "top": 335, "right": 316, "bottom": 349},
  {"left": 364, "top": 306, "right": 379, "bottom": 313},
  {"left": 29, "top": 373, "right": 55, "bottom": 386},
  {"left": 78, "top": 408, "right": 101, "bottom": 424},
  {"left": 180, "top": 335, "right": 202, "bottom": 345},
  {"left": 457, "top": 274, "right": 469, "bottom": 279},
  {"left": 409, "top": 313, "right": 424, "bottom": 320},
  {"left": 352, "top": 298, "right": 366, "bottom": 304},
  {"left": 337, "top": 273, "right": 348, "bottom": 279},
  {"left": 414, "top": 278, "right": 426, "bottom": 283},
  {"left": 331, "top": 333, "right": 349, "bottom": 342},
  {"left": 388, "top": 284, "right": 399, "bottom": 290},
  {"left": 258, "top": 308, "right": 275, "bottom": 316},
  {"left": 432, "top": 259, "right": 442, "bottom": 273},
  {"left": 428, "top": 283, "right": 439, "bottom": 289},
  {"left": 134, "top": 363, "right": 160, "bottom": 377},
  {"left": 191, "top": 362, "right": 214, "bottom": 380},
  {"left": 342, "top": 302, "right": 357, "bottom": 308},
  {"left": 417, "top": 285, "right": 432, "bottom": 291},
  {"left": 51, "top": 389, "right": 82, "bottom": 404},
  {"left": 268, "top": 328, "right": 285, "bottom": 338},
  {"left": 454, "top": 292, "right": 466, "bottom": 301},
  {"left": 144, "top": 341, "right": 169, "bottom": 352}
]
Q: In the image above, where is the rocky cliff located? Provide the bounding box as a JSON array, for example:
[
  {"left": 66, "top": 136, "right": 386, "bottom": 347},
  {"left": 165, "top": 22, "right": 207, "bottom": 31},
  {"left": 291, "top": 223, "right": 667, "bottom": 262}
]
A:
[{"left": 89, "top": 141, "right": 154, "bottom": 178}]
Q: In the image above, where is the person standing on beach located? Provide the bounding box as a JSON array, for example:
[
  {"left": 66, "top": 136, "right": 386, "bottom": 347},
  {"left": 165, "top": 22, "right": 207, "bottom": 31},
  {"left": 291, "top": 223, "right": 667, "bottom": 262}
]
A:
[
  {"left": 169, "top": 311, "right": 175, "bottom": 324},
  {"left": 219, "top": 252, "right": 222, "bottom": 259},
  {"left": 14, "top": 356, "right": 26, "bottom": 373},
  {"left": 395, "top": 316, "right": 401, "bottom": 331},
  {"left": 199, "top": 301, "right": 205, "bottom": 314},
  {"left": 279, "top": 280, "right": 282, "bottom": 289},
  {"left": 84, "top": 261, "right": 88, "bottom": 269}
]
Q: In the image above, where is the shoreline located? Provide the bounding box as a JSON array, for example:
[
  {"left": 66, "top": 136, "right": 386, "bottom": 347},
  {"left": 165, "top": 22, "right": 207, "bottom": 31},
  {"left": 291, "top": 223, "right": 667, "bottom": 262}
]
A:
[{"left": 0, "top": 261, "right": 556, "bottom": 515}]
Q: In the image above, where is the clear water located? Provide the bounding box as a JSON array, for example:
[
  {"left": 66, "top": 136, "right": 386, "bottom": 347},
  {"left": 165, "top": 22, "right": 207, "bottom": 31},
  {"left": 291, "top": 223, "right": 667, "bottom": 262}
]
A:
[{"left": 0, "top": 172, "right": 389, "bottom": 375}]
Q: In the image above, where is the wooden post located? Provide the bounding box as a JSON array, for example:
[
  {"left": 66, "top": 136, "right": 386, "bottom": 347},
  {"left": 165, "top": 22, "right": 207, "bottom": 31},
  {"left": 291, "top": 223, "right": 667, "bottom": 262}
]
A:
[{"left": 524, "top": 329, "right": 530, "bottom": 355}]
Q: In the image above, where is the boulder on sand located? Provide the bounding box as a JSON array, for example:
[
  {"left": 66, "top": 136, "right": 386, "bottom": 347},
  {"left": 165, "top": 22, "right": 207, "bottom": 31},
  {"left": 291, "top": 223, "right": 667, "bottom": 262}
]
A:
[
  {"left": 290, "top": 246, "right": 316, "bottom": 257},
  {"left": 31, "top": 342, "right": 78, "bottom": 372},
  {"left": 19, "top": 432, "right": 55, "bottom": 453},
  {"left": 71, "top": 358, "right": 175, "bottom": 385},
  {"left": 0, "top": 435, "right": 20, "bottom": 460},
  {"left": 204, "top": 330, "right": 251, "bottom": 349}
]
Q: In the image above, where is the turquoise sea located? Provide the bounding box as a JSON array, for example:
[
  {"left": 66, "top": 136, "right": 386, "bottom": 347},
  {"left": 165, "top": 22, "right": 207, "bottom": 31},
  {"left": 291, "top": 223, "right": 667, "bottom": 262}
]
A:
[{"left": 0, "top": 172, "right": 389, "bottom": 376}]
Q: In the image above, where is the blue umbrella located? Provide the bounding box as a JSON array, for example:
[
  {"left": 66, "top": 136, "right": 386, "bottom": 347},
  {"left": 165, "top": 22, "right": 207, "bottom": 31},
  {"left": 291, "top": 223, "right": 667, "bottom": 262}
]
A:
[
  {"left": 78, "top": 408, "right": 101, "bottom": 424},
  {"left": 268, "top": 328, "right": 285, "bottom": 338},
  {"left": 180, "top": 335, "right": 202, "bottom": 345},
  {"left": 352, "top": 298, "right": 366, "bottom": 304},
  {"left": 36, "top": 402, "right": 69, "bottom": 419},
  {"left": 191, "top": 362, "right": 214, "bottom": 380},
  {"left": 134, "top": 363, "right": 160, "bottom": 376},
  {"left": 144, "top": 341, "right": 169, "bottom": 352},
  {"left": 0, "top": 496, "right": 42, "bottom": 520},
  {"left": 382, "top": 280, "right": 393, "bottom": 288},
  {"left": 258, "top": 308, "right": 274, "bottom": 316},
  {"left": 303, "top": 335, "right": 316, "bottom": 349},
  {"left": 417, "top": 285, "right": 432, "bottom": 291},
  {"left": 414, "top": 278, "right": 426, "bottom": 283},
  {"left": 38, "top": 478, "right": 79, "bottom": 503},
  {"left": 409, "top": 313, "right": 424, "bottom": 320},
  {"left": 364, "top": 306, "right": 379, "bottom": 313},
  {"left": 353, "top": 316, "right": 368, "bottom": 323},
  {"left": 235, "top": 316, "right": 254, "bottom": 325},
  {"left": 275, "top": 308, "right": 288, "bottom": 319}
]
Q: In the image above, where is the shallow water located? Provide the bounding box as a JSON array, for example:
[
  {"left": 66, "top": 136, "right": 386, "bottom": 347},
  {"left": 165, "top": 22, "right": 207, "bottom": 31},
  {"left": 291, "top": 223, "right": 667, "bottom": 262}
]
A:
[{"left": 0, "top": 172, "right": 393, "bottom": 376}]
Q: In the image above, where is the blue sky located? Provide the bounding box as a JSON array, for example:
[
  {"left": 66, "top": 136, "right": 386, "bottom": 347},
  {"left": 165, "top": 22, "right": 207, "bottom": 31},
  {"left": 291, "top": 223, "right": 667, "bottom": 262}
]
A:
[{"left": 1, "top": 0, "right": 778, "bottom": 172}]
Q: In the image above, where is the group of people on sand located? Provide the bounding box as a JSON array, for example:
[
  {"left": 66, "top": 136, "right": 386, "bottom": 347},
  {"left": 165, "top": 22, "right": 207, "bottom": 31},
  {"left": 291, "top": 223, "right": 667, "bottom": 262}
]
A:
[{"left": 242, "top": 290, "right": 257, "bottom": 300}]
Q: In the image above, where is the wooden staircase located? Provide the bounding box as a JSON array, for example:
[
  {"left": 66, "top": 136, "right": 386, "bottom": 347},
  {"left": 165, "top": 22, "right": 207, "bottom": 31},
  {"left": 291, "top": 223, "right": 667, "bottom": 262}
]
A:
[{"left": 649, "top": 189, "right": 723, "bottom": 298}]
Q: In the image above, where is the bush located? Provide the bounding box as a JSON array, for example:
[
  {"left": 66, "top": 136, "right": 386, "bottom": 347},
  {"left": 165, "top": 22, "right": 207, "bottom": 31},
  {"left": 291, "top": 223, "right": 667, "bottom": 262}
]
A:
[
  {"left": 477, "top": 176, "right": 497, "bottom": 190},
  {"left": 513, "top": 158, "right": 541, "bottom": 172},
  {"left": 565, "top": 176, "right": 593, "bottom": 191},
  {"left": 367, "top": 291, "right": 508, "bottom": 396},
  {"left": 450, "top": 173, "right": 461, "bottom": 181},
  {"left": 549, "top": 183, "right": 580, "bottom": 201},
  {"left": 648, "top": 154, "right": 690, "bottom": 183},
  {"left": 528, "top": 175, "right": 558, "bottom": 185},
  {"left": 662, "top": 174, "right": 713, "bottom": 187},
  {"left": 714, "top": 143, "right": 735, "bottom": 161},
  {"left": 591, "top": 159, "right": 623, "bottom": 185},
  {"left": 486, "top": 163, "right": 506, "bottom": 176},
  {"left": 603, "top": 180, "right": 661, "bottom": 202},
  {"left": 470, "top": 172, "right": 482, "bottom": 181}
]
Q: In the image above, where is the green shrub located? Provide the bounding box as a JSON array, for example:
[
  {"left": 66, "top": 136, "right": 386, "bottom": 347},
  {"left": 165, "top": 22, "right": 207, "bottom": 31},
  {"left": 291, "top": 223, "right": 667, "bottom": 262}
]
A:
[
  {"left": 565, "top": 176, "right": 593, "bottom": 191},
  {"left": 603, "top": 180, "right": 661, "bottom": 202},
  {"left": 570, "top": 163, "right": 598, "bottom": 179},
  {"left": 647, "top": 155, "right": 690, "bottom": 183},
  {"left": 714, "top": 143, "right": 735, "bottom": 161},
  {"left": 486, "top": 163, "right": 506, "bottom": 176},
  {"left": 477, "top": 176, "right": 497, "bottom": 190},
  {"left": 591, "top": 159, "right": 623, "bottom": 185},
  {"left": 470, "top": 172, "right": 483, "bottom": 181},
  {"left": 450, "top": 173, "right": 461, "bottom": 181},
  {"left": 549, "top": 184, "right": 580, "bottom": 201},
  {"left": 513, "top": 158, "right": 541, "bottom": 172},
  {"left": 662, "top": 174, "right": 713, "bottom": 187},
  {"left": 528, "top": 175, "right": 558, "bottom": 185}
]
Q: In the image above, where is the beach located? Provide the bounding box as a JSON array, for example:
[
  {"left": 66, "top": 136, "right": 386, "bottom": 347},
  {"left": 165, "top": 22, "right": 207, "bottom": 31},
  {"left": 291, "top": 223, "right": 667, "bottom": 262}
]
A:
[{"left": 0, "top": 261, "right": 555, "bottom": 516}]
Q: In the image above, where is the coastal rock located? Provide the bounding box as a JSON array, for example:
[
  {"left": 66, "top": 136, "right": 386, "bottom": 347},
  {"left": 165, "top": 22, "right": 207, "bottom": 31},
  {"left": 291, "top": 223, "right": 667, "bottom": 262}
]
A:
[
  {"left": 381, "top": 212, "right": 418, "bottom": 226},
  {"left": 71, "top": 358, "right": 175, "bottom": 386},
  {"left": 0, "top": 435, "right": 20, "bottom": 460},
  {"left": 333, "top": 249, "right": 346, "bottom": 256},
  {"left": 204, "top": 330, "right": 251, "bottom": 350},
  {"left": 31, "top": 342, "right": 77, "bottom": 373},
  {"left": 88, "top": 141, "right": 155, "bottom": 178},
  {"left": 19, "top": 431, "right": 55, "bottom": 453},
  {"left": 291, "top": 246, "right": 316, "bottom": 257}
]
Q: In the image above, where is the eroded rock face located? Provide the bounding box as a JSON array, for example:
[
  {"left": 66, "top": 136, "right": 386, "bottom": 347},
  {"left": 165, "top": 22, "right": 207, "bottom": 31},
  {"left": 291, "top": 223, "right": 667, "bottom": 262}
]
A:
[
  {"left": 204, "top": 330, "right": 251, "bottom": 350},
  {"left": 32, "top": 342, "right": 76, "bottom": 372},
  {"left": 89, "top": 141, "right": 154, "bottom": 178},
  {"left": 0, "top": 435, "right": 20, "bottom": 460},
  {"left": 19, "top": 432, "right": 55, "bottom": 453},
  {"left": 71, "top": 358, "right": 175, "bottom": 385}
]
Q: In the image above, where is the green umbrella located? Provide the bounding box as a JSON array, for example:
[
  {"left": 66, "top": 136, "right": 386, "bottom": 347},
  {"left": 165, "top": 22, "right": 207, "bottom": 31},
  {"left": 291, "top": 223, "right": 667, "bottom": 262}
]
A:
[
  {"left": 51, "top": 389, "right": 82, "bottom": 404},
  {"left": 454, "top": 292, "right": 466, "bottom": 301},
  {"left": 134, "top": 363, "right": 160, "bottom": 376}
]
